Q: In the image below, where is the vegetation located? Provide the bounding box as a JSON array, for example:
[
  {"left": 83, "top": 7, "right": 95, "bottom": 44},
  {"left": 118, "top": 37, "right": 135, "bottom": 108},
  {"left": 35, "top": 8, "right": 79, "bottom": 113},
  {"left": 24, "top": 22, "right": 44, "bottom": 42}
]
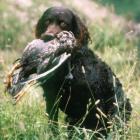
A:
[
  {"left": 96, "top": 0, "right": 140, "bottom": 22},
  {"left": 0, "top": 0, "right": 140, "bottom": 139}
]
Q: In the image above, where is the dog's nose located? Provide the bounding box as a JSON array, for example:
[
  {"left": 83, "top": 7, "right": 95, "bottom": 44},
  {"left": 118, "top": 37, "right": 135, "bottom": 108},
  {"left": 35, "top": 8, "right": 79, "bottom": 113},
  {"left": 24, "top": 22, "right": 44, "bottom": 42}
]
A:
[
  {"left": 41, "top": 34, "right": 55, "bottom": 42},
  {"left": 41, "top": 24, "right": 61, "bottom": 41}
]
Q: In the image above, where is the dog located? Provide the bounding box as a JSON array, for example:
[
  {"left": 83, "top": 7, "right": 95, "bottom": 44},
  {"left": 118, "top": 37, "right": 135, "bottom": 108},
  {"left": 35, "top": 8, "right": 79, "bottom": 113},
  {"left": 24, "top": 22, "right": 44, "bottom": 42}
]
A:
[
  {"left": 34, "top": 6, "right": 132, "bottom": 138},
  {"left": 7, "top": 6, "right": 132, "bottom": 139}
]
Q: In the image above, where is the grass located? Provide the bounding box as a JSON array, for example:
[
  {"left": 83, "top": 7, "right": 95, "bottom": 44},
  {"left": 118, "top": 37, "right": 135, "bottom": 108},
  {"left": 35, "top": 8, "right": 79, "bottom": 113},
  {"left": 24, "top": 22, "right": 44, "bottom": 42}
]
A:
[
  {"left": 0, "top": 0, "right": 140, "bottom": 139},
  {"left": 95, "top": 0, "right": 140, "bottom": 22}
]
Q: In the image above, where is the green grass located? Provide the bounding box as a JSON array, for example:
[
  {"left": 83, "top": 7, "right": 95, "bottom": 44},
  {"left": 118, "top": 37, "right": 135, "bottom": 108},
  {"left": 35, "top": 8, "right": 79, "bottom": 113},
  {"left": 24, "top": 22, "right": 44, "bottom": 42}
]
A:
[
  {"left": 95, "top": 0, "right": 140, "bottom": 22},
  {"left": 0, "top": 0, "right": 140, "bottom": 139}
]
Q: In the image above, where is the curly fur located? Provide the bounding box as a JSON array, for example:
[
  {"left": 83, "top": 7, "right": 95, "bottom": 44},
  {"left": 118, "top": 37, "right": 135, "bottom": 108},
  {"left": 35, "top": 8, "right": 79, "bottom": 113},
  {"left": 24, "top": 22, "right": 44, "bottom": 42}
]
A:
[{"left": 34, "top": 7, "right": 132, "bottom": 138}]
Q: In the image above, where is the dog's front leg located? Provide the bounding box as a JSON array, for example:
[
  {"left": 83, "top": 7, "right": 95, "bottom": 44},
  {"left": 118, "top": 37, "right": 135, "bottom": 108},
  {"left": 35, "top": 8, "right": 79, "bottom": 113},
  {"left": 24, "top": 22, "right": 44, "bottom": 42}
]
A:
[
  {"left": 47, "top": 99, "right": 59, "bottom": 137},
  {"left": 43, "top": 86, "right": 60, "bottom": 137}
]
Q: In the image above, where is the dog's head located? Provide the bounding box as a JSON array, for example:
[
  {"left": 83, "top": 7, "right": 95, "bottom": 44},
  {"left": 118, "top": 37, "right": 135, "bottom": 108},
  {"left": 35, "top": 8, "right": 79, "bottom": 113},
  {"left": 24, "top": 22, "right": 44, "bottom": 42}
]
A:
[{"left": 35, "top": 6, "right": 90, "bottom": 46}]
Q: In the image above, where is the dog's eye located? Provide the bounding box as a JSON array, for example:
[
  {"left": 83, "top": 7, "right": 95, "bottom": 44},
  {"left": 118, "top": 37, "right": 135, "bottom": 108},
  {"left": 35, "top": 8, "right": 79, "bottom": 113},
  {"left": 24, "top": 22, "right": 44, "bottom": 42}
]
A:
[
  {"left": 45, "top": 20, "right": 50, "bottom": 26},
  {"left": 60, "top": 22, "right": 67, "bottom": 28}
]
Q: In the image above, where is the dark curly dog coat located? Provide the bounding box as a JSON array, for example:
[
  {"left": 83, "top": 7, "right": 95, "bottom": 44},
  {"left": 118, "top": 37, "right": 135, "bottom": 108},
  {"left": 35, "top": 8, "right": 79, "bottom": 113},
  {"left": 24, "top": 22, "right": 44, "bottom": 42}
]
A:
[
  {"left": 34, "top": 6, "right": 132, "bottom": 137},
  {"left": 7, "top": 6, "right": 131, "bottom": 138}
]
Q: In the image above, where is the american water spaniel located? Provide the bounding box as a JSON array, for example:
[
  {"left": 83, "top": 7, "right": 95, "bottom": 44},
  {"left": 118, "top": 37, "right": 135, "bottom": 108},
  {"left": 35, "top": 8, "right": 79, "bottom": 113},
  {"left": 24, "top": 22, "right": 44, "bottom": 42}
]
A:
[{"left": 6, "top": 6, "right": 132, "bottom": 139}]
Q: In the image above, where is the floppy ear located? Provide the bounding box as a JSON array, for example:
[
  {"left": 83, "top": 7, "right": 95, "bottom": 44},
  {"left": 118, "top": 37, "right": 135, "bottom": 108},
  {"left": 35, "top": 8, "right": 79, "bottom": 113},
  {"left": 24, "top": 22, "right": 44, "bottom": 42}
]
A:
[
  {"left": 72, "top": 14, "right": 91, "bottom": 47},
  {"left": 35, "top": 13, "right": 47, "bottom": 38}
]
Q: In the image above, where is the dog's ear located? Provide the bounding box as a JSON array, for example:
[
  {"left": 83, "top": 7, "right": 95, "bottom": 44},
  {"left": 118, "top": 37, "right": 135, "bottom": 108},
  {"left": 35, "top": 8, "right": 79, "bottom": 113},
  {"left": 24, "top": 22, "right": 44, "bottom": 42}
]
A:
[
  {"left": 35, "top": 12, "right": 47, "bottom": 38},
  {"left": 72, "top": 14, "right": 91, "bottom": 47}
]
